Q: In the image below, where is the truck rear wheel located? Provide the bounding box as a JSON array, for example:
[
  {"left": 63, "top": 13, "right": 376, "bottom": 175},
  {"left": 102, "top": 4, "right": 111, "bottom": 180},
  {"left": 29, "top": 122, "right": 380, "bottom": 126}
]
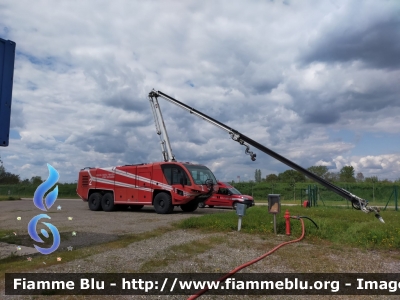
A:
[
  {"left": 180, "top": 201, "right": 198, "bottom": 212},
  {"left": 88, "top": 192, "right": 102, "bottom": 211},
  {"left": 154, "top": 192, "right": 173, "bottom": 214},
  {"left": 101, "top": 193, "right": 115, "bottom": 212}
]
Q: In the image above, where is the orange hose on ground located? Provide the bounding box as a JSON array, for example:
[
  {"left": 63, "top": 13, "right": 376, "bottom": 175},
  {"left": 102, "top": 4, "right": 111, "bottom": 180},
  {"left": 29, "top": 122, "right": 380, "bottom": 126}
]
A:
[{"left": 188, "top": 217, "right": 305, "bottom": 300}]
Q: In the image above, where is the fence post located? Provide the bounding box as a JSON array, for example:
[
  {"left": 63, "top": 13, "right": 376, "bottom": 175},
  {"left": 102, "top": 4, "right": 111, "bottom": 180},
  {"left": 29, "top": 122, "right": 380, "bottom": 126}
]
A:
[{"left": 384, "top": 186, "right": 399, "bottom": 211}]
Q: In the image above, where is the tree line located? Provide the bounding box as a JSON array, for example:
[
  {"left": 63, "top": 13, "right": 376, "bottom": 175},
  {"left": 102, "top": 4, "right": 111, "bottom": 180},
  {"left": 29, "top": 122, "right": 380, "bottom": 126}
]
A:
[
  {"left": 0, "top": 156, "right": 44, "bottom": 185},
  {"left": 255, "top": 165, "right": 399, "bottom": 184}
]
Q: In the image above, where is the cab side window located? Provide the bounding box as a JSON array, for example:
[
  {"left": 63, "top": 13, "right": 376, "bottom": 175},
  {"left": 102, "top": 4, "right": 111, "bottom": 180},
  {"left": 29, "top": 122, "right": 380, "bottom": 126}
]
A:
[
  {"left": 162, "top": 165, "right": 191, "bottom": 186},
  {"left": 171, "top": 168, "right": 181, "bottom": 185},
  {"left": 218, "top": 188, "right": 228, "bottom": 195}
]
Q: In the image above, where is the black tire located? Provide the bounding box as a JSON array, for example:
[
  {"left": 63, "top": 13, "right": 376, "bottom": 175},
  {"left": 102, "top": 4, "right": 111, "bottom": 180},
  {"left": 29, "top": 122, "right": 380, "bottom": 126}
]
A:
[
  {"left": 180, "top": 201, "right": 198, "bottom": 212},
  {"left": 208, "top": 205, "right": 214, "bottom": 208},
  {"left": 88, "top": 192, "right": 102, "bottom": 211},
  {"left": 232, "top": 202, "right": 237, "bottom": 210},
  {"left": 131, "top": 205, "right": 144, "bottom": 211},
  {"left": 153, "top": 192, "right": 173, "bottom": 214},
  {"left": 198, "top": 202, "right": 205, "bottom": 208},
  {"left": 101, "top": 193, "right": 115, "bottom": 212}
]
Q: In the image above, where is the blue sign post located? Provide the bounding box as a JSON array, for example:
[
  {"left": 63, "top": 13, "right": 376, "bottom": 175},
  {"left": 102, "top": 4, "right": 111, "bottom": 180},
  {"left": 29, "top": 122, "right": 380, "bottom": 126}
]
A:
[{"left": 0, "top": 38, "right": 16, "bottom": 147}]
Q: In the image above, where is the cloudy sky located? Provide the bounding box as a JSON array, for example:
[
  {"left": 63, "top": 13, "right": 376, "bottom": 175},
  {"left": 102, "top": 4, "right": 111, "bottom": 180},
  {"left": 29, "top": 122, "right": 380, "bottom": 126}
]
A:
[{"left": 1, "top": 0, "right": 399, "bottom": 183}]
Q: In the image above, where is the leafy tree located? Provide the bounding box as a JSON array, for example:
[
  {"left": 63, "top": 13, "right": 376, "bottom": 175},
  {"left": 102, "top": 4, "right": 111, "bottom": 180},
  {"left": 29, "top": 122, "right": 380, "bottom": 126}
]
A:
[
  {"left": 0, "top": 172, "right": 20, "bottom": 184},
  {"left": 307, "top": 166, "right": 329, "bottom": 178},
  {"left": 278, "top": 169, "right": 306, "bottom": 182},
  {"left": 324, "top": 172, "right": 339, "bottom": 183},
  {"left": 31, "top": 176, "right": 43, "bottom": 185},
  {"left": 339, "top": 166, "right": 356, "bottom": 182},
  {"left": 265, "top": 174, "right": 279, "bottom": 182},
  {"left": 21, "top": 178, "right": 30, "bottom": 184},
  {"left": 356, "top": 172, "right": 364, "bottom": 182},
  {"left": 0, "top": 156, "right": 5, "bottom": 179},
  {"left": 0, "top": 156, "right": 20, "bottom": 184},
  {"left": 381, "top": 178, "right": 392, "bottom": 184},
  {"left": 365, "top": 176, "right": 379, "bottom": 183}
]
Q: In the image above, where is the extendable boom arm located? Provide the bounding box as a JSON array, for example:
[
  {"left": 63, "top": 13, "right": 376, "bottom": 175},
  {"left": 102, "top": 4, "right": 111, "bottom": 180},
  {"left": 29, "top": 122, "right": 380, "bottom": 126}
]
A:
[
  {"left": 149, "top": 93, "right": 176, "bottom": 162},
  {"left": 149, "top": 89, "right": 384, "bottom": 223}
]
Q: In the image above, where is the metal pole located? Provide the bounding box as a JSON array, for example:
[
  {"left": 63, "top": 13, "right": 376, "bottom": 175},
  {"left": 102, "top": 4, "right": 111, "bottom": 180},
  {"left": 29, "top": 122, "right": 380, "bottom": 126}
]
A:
[
  {"left": 238, "top": 216, "right": 242, "bottom": 231},
  {"left": 273, "top": 214, "right": 277, "bottom": 235},
  {"left": 372, "top": 177, "right": 376, "bottom": 202}
]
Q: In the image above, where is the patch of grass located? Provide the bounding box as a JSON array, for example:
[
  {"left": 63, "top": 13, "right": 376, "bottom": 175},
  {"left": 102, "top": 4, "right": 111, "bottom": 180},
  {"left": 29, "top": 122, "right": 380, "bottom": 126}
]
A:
[
  {"left": 176, "top": 206, "right": 400, "bottom": 250},
  {"left": 0, "top": 226, "right": 173, "bottom": 278},
  {"left": 0, "top": 228, "right": 75, "bottom": 248},
  {"left": 0, "top": 196, "right": 21, "bottom": 201},
  {"left": 0, "top": 229, "right": 15, "bottom": 239},
  {"left": 139, "top": 235, "right": 226, "bottom": 272}
]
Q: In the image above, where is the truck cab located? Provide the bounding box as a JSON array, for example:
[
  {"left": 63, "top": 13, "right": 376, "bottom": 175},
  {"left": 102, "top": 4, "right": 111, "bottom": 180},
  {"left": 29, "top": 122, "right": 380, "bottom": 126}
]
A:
[{"left": 198, "top": 181, "right": 254, "bottom": 209}]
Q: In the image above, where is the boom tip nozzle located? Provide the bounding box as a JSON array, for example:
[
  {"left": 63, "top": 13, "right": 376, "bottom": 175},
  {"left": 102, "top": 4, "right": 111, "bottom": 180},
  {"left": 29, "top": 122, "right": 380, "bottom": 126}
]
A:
[{"left": 375, "top": 214, "right": 385, "bottom": 223}]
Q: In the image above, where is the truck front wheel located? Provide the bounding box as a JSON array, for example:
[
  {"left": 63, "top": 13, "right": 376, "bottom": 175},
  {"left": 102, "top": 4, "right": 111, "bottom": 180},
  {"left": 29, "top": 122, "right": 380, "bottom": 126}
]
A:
[
  {"left": 101, "top": 193, "right": 115, "bottom": 212},
  {"left": 88, "top": 192, "right": 102, "bottom": 211},
  {"left": 180, "top": 201, "right": 198, "bottom": 212},
  {"left": 154, "top": 192, "right": 173, "bottom": 214}
]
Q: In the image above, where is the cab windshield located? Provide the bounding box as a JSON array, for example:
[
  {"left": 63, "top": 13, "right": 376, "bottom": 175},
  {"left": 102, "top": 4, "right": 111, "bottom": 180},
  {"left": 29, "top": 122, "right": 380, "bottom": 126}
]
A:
[{"left": 183, "top": 164, "right": 217, "bottom": 185}]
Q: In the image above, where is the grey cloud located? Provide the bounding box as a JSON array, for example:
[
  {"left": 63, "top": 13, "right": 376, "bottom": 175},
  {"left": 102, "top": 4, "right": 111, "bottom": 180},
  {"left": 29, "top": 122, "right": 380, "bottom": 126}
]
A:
[
  {"left": 302, "top": 14, "right": 400, "bottom": 70},
  {"left": 304, "top": 110, "right": 340, "bottom": 124},
  {"left": 10, "top": 101, "right": 25, "bottom": 129},
  {"left": 250, "top": 80, "right": 280, "bottom": 95},
  {"left": 103, "top": 93, "right": 148, "bottom": 112},
  {"left": 339, "top": 90, "right": 400, "bottom": 113},
  {"left": 116, "top": 116, "right": 152, "bottom": 128},
  {"left": 66, "top": 131, "right": 129, "bottom": 154}
]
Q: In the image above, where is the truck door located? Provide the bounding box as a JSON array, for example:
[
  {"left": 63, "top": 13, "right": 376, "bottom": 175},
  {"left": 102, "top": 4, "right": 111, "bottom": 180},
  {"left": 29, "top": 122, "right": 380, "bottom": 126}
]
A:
[
  {"left": 209, "top": 187, "right": 231, "bottom": 206},
  {"left": 137, "top": 166, "right": 152, "bottom": 204},
  {"left": 114, "top": 166, "right": 137, "bottom": 204}
]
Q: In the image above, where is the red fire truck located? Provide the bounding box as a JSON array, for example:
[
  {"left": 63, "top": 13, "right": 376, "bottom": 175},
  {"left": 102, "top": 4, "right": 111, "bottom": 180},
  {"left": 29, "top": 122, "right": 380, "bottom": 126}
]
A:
[{"left": 77, "top": 162, "right": 218, "bottom": 213}]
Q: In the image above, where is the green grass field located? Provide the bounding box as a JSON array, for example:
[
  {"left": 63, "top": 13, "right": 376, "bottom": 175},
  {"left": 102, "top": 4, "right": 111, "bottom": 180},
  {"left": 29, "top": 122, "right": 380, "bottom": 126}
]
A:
[{"left": 176, "top": 206, "right": 400, "bottom": 250}]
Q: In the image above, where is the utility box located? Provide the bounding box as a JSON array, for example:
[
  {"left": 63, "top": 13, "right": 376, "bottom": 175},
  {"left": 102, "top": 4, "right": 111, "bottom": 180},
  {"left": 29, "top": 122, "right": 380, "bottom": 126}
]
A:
[
  {"left": 235, "top": 203, "right": 246, "bottom": 216},
  {"left": 0, "top": 38, "right": 16, "bottom": 147},
  {"left": 268, "top": 194, "right": 281, "bottom": 214}
]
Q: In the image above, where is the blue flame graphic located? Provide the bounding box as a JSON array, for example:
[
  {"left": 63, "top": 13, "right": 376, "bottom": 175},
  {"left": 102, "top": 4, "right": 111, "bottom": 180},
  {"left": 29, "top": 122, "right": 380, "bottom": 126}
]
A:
[
  {"left": 28, "top": 214, "right": 60, "bottom": 254},
  {"left": 29, "top": 164, "right": 61, "bottom": 255},
  {"left": 33, "top": 164, "right": 59, "bottom": 211}
]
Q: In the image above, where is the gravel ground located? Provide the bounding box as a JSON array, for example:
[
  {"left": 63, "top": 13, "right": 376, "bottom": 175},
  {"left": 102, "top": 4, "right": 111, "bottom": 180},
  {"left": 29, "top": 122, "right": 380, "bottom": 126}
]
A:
[{"left": 1, "top": 199, "right": 400, "bottom": 300}]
